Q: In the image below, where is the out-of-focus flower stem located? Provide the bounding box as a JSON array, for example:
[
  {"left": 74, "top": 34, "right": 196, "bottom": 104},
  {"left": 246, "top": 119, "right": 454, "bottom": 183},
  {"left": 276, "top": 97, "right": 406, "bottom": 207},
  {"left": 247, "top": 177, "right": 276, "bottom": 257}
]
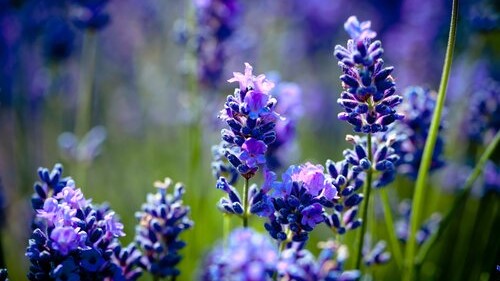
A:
[
  {"left": 404, "top": 0, "right": 458, "bottom": 280},
  {"left": 242, "top": 177, "right": 249, "bottom": 227},
  {"left": 380, "top": 188, "right": 403, "bottom": 270},
  {"left": 415, "top": 130, "right": 500, "bottom": 266},
  {"left": 354, "top": 133, "right": 373, "bottom": 270},
  {"left": 75, "top": 31, "right": 97, "bottom": 189}
]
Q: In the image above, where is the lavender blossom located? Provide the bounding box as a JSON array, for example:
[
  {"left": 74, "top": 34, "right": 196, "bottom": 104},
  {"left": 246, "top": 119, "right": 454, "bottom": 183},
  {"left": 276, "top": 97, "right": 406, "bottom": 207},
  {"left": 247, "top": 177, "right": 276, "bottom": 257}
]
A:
[
  {"left": 111, "top": 243, "right": 144, "bottom": 281},
  {"left": 200, "top": 228, "right": 278, "bottom": 281},
  {"left": 0, "top": 269, "right": 7, "bottom": 281},
  {"left": 26, "top": 164, "right": 131, "bottom": 280},
  {"left": 252, "top": 163, "right": 337, "bottom": 242},
  {"left": 219, "top": 63, "right": 280, "bottom": 179},
  {"left": 277, "top": 241, "right": 360, "bottom": 281},
  {"left": 211, "top": 141, "right": 239, "bottom": 185},
  {"left": 324, "top": 160, "right": 364, "bottom": 235},
  {"left": 334, "top": 16, "right": 403, "bottom": 133},
  {"left": 395, "top": 200, "right": 442, "bottom": 245},
  {"left": 390, "top": 87, "right": 445, "bottom": 179},
  {"left": 343, "top": 134, "right": 400, "bottom": 188},
  {"left": 135, "top": 178, "right": 193, "bottom": 279},
  {"left": 362, "top": 235, "right": 391, "bottom": 266},
  {"left": 195, "top": 0, "right": 240, "bottom": 88}
]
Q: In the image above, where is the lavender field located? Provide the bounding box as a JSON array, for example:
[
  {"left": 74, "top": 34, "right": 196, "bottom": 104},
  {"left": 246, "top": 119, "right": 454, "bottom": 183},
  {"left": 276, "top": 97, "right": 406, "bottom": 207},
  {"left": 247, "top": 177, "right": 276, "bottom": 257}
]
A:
[{"left": 0, "top": 0, "right": 499, "bottom": 280}]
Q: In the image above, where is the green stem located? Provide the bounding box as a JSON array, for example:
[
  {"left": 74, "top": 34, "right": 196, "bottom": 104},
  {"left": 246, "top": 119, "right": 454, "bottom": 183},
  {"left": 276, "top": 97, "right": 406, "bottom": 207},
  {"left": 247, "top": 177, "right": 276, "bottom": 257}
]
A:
[
  {"left": 243, "top": 177, "right": 249, "bottom": 228},
  {"left": 75, "top": 31, "right": 97, "bottom": 188},
  {"left": 380, "top": 188, "right": 404, "bottom": 270},
  {"left": 354, "top": 133, "right": 373, "bottom": 269},
  {"left": 223, "top": 214, "right": 230, "bottom": 247},
  {"left": 403, "top": 0, "right": 458, "bottom": 279},
  {"left": 415, "top": 130, "right": 500, "bottom": 266}
]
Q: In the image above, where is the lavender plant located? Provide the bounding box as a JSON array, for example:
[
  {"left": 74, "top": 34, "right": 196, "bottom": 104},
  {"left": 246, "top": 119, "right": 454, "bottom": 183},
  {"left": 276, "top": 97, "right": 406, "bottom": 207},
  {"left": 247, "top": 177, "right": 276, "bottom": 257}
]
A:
[
  {"left": 134, "top": 178, "right": 194, "bottom": 279},
  {"left": 26, "top": 164, "right": 137, "bottom": 280}
]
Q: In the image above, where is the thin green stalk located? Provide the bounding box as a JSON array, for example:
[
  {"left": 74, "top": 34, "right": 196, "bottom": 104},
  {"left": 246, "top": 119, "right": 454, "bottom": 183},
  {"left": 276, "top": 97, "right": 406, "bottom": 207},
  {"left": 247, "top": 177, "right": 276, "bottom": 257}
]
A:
[
  {"left": 380, "top": 188, "right": 403, "bottom": 270},
  {"left": 415, "top": 130, "right": 500, "bottom": 266},
  {"left": 75, "top": 31, "right": 97, "bottom": 188},
  {"left": 243, "top": 177, "right": 250, "bottom": 227},
  {"left": 403, "top": 0, "right": 458, "bottom": 279},
  {"left": 354, "top": 133, "right": 373, "bottom": 269},
  {"left": 223, "top": 214, "right": 230, "bottom": 247}
]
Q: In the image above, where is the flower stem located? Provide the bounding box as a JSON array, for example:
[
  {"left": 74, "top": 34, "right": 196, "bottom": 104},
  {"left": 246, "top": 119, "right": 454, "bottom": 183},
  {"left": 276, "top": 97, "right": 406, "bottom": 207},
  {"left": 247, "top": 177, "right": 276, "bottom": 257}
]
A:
[
  {"left": 403, "top": 0, "right": 458, "bottom": 280},
  {"left": 354, "top": 133, "right": 373, "bottom": 269},
  {"left": 380, "top": 188, "right": 404, "bottom": 270},
  {"left": 415, "top": 130, "right": 500, "bottom": 266},
  {"left": 243, "top": 177, "right": 249, "bottom": 227}
]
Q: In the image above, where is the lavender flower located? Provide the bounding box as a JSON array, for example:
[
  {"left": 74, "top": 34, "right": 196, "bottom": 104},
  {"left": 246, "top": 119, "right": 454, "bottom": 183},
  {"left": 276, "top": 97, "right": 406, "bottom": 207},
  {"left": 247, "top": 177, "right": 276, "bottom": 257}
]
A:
[
  {"left": 324, "top": 160, "right": 364, "bottom": 235},
  {"left": 219, "top": 63, "right": 280, "bottom": 179},
  {"left": 195, "top": 0, "right": 241, "bottom": 88},
  {"left": 252, "top": 163, "right": 337, "bottom": 242},
  {"left": 343, "top": 134, "right": 400, "bottom": 188},
  {"left": 395, "top": 200, "right": 442, "bottom": 245},
  {"left": 390, "top": 87, "right": 445, "bottom": 179},
  {"left": 111, "top": 243, "right": 144, "bottom": 281},
  {"left": 334, "top": 16, "right": 403, "bottom": 133},
  {"left": 135, "top": 178, "right": 193, "bottom": 279},
  {"left": 200, "top": 228, "right": 278, "bottom": 281},
  {"left": 71, "top": 0, "right": 111, "bottom": 30},
  {"left": 267, "top": 81, "right": 303, "bottom": 170},
  {"left": 362, "top": 235, "right": 391, "bottom": 266},
  {"left": 26, "top": 164, "right": 130, "bottom": 280},
  {"left": 277, "top": 241, "right": 360, "bottom": 281}
]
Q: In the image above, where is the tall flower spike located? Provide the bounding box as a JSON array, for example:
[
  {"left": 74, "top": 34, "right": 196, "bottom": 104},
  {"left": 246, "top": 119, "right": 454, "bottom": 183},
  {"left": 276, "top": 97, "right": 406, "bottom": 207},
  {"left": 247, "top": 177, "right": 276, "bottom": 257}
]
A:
[
  {"left": 324, "top": 159, "right": 364, "bottom": 235},
  {"left": 277, "top": 241, "right": 360, "bottom": 281},
  {"left": 135, "top": 178, "right": 193, "bottom": 279},
  {"left": 200, "top": 228, "right": 278, "bottom": 281},
  {"left": 26, "top": 164, "right": 129, "bottom": 280},
  {"left": 390, "top": 87, "right": 445, "bottom": 179},
  {"left": 219, "top": 63, "right": 280, "bottom": 179},
  {"left": 344, "top": 134, "right": 400, "bottom": 188},
  {"left": 252, "top": 163, "right": 337, "bottom": 242},
  {"left": 334, "top": 16, "right": 403, "bottom": 133}
]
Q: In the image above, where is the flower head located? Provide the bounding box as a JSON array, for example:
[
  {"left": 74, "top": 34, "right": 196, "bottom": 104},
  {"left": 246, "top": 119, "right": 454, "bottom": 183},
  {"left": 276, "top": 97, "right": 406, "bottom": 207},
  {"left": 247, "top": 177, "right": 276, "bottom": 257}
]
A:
[
  {"left": 201, "top": 228, "right": 278, "bottom": 281},
  {"left": 135, "top": 178, "right": 193, "bottom": 279},
  {"left": 334, "top": 16, "right": 403, "bottom": 133},
  {"left": 219, "top": 63, "right": 280, "bottom": 179}
]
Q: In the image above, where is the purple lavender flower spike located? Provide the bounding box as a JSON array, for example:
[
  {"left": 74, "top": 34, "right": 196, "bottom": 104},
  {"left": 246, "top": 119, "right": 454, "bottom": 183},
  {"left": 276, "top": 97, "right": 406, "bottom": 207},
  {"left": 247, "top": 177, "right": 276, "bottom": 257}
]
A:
[
  {"left": 334, "top": 16, "right": 403, "bottom": 133},
  {"left": 324, "top": 159, "right": 364, "bottom": 235},
  {"left": 390, "top": 87, "right": 445, "bottom": 179},
  {"left": 111, "top": 243, "right": 144, "bottom": 281},
  {"left": 362, "top": 235, "right": 391, "bottom": 266},
  {"left": 135, "top": 178, "right": 193, "bottom": 279},
  {"left": 200, "top": 228, "right": 278, "bottom": 281},
  {"left": 254, "top": 163, "right": 337, "bottom": 242},
  {"left": 277, "top": 241, "right": 360, "bottom": 281},
  {"left": 26, "top": 164, "right": 135, "bottom": 281},
  {"left": 219, "top": 63, "right": 280, "bottom": 179},
  {"left": 215, "top": 176, "right": 244, "bottom": 215},
  {"left": 344, "top": 134, "right": 400, "bottom": 188},
  {"left": 395, "top": 199, "right": 442, "bottom": 245},
  {"left": 211, "top": 141, "right": 239, "bottom": 185}
]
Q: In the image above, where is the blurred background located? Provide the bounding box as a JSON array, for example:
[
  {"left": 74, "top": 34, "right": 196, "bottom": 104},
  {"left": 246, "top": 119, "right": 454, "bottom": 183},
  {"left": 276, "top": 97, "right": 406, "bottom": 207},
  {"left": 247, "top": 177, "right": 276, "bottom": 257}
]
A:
[{"left": 0, "top": 0, "right": 499, "bottom": 280}]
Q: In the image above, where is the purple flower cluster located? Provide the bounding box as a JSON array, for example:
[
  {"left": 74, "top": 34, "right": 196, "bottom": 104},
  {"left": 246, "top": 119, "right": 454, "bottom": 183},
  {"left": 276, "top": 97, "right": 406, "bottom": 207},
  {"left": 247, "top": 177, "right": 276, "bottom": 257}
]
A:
[
  {"left": 343, "top": 135, "right": 400, "bottom": 188},
  {"left": 324, "top": 160, "right": 364, "bottom": 234},
  {"left": 390, "top": 87, "right": 445, "bottom": 179},
  {"left": 134, "top": 178, "right": 194, "bottom": 279},
  {"left": 362, "top": 235, "right": 391, "bottom": 266},
  {"left": 71, "top": 0, "right": 111, "bottom": 30},
  {"left": 252, "top": 163, "right": 337, "bottom": 242},
  {"left": 277, "top": 241, "right": 360, "bottom": 281},
  {"left": 195, "top": 0, "right": 240, "bottom": 88},
  {"left": 211, "top": 141, "right": 239, "bottom": 185},
  {"left": 215, "top": 176, "right": 245, "bottom": 215},
  {"left": 395, "top": 200, "right": 442, "bottom": 245},
  {"left": 26, "top": 164, "right": 138, "bottom": 281},
  {"left": 201, "top": 228, "right": 278, "bottom": 281},
  {"left": 334, "top": 16, "right": 403, "bottom": 133},
  {"left": 219, "top": 63, "right": 280, "bottom": 179},
  {"left": 267, "top": 81, "right": 304, "bottom": 170}
]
